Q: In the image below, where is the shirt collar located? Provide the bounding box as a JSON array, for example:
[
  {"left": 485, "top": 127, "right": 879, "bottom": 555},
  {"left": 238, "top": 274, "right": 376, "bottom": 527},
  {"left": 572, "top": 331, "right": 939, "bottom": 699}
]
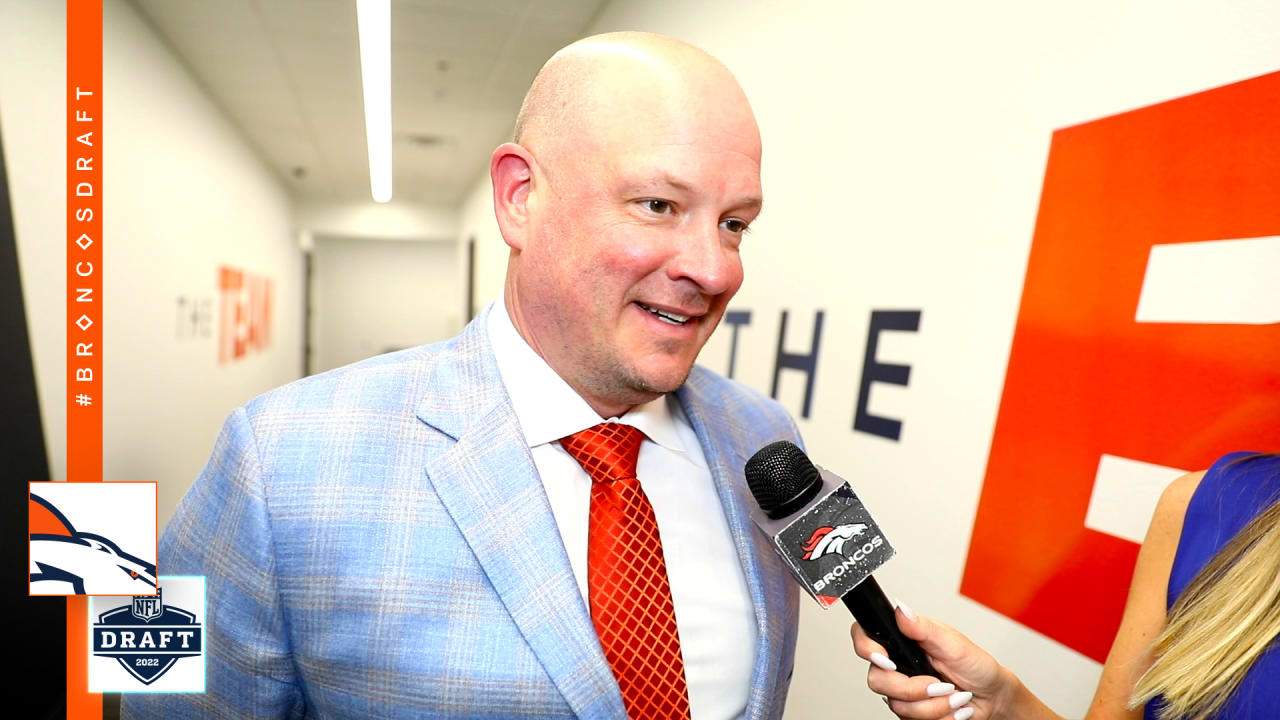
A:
[{"left": 486, "top": 299, "right": 688, "bottom": 453}]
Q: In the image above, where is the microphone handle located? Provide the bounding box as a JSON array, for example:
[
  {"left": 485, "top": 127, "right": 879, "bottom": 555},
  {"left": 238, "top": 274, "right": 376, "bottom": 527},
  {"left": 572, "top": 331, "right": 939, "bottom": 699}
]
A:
[{"left": 842, "top": 575, "right": 945, "bottom": 680}]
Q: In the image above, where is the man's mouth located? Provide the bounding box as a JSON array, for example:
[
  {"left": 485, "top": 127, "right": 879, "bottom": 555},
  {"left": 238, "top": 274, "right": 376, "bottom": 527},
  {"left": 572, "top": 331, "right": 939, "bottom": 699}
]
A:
[{"left": 636, "top": 302, "right": 692, "bottom": 326}]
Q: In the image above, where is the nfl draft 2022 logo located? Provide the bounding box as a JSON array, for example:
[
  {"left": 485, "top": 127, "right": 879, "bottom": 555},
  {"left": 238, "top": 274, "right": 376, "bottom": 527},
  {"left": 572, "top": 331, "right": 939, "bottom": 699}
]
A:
[{"left": 89, "top": 576, "right": 206, "bottom": 692}]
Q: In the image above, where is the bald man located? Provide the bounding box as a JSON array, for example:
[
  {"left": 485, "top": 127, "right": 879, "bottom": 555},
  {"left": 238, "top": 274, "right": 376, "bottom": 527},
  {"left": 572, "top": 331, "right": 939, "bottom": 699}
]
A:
[{"left": 124, "top": 33, "right": 802, "bottom": 720}]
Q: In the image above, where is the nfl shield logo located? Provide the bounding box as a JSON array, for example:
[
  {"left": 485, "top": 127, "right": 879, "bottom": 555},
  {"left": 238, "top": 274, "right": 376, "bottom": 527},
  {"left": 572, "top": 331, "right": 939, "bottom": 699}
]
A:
[
  {"left": 131, "top": 588, "right": 162, "bottom": 622},
  {"left": 90, "top": 576, "right": 205, "bottom": 691}
]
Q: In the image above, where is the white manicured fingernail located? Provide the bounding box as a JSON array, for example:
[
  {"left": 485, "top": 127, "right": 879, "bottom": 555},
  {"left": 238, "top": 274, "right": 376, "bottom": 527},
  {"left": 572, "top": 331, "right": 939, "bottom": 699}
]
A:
[
  {"left": 869, "top": 652, "right": 897, "bottom": 671},
  {"left": 898, "top": 602, "right": 917, "bottom": 621},
  {"left": 954, "top": 707, "right": 975, "bottom": 720},
  {"left": 926, "top": 682, "right": 955, "bottom": 697},
  {"left": 949, "top": 691, "right": 973, "bottom": 709}
]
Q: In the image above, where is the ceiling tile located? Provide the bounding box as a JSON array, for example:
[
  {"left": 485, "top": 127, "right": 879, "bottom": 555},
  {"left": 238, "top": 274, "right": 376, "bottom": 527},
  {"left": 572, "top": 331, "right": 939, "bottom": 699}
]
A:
[
  {"left": 394, "top": 3, "right": 518, "bottom": 54},
  {"left": 274, "top": 32, "right": 361, "bottom": 76},
  {"left": 397, "top": 0, "right": 531, "bottom": 18},
  {"left": 253, "top": 0, "right": 354, "bottom": 39},
  {"left": 527, "top": 0, "right": 608, "bottom": 27},
  {"left": 132, "top": 0, "right": 603, "bottom": 204},
  {"left": 135, "top": 0, "right": 260, "bottom": 35}
]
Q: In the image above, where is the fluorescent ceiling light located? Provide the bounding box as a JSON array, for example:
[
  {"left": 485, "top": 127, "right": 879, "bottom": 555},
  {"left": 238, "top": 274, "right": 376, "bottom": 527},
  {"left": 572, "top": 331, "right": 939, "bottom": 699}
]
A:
[{"left": 356, "top": 0, "right": 391, "bottom": 203}]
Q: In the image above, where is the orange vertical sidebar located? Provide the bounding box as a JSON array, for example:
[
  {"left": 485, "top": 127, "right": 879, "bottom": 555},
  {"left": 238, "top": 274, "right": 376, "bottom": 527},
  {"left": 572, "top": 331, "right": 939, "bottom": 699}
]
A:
[{"left": 67, "top": 0, "right": 103, "bottom": 718}]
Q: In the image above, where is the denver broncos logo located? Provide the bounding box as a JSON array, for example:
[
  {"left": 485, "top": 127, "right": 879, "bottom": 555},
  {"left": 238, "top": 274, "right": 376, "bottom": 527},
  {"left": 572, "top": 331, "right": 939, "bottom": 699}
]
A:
[
  {"left": 801, "top": 523, "right": 868, "bottom": 560},
  {"left": 29, "top": 492, "right": 157, "bottom": 595}
]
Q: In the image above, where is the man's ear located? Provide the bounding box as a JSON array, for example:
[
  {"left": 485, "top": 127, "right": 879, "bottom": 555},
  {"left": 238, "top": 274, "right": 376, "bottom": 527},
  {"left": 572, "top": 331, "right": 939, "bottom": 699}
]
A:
[{"left": 491, "top": 143, "right": 535, "bottom": 251}]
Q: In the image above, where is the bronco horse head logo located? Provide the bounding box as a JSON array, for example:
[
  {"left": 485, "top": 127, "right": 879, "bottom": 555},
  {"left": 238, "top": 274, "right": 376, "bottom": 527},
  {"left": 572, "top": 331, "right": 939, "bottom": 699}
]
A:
[
  {"left": 801, "top": 523, "right": 868, "bottom": 560},
  {"left": 29, "top": 492, "right": 157, "bottom": 595}
]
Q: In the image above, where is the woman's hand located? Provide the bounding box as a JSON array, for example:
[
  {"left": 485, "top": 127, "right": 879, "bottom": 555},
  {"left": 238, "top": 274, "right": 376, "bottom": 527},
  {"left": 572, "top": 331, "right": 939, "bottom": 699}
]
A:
[{"left": 851, "top": 605, "right": 1023, "bottom": 720}]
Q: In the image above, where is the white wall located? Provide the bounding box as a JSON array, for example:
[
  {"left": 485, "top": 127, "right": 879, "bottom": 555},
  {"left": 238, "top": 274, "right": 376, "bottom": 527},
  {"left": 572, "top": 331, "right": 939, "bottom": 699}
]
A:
[
  {"left": 310, "top": 235, "right": 460, "bottom": 373},
  {"left": 457, "top": 169, "right": 506, "bottom": 318},
  {"left": 455, "top": 1, "right": 1280, "bottom": 716},
  {"left": 1, "top": 0, "right": 304, "bottom": 524},
  {"left": 0, "top": 0, "right": 71, "bottom": 486}
]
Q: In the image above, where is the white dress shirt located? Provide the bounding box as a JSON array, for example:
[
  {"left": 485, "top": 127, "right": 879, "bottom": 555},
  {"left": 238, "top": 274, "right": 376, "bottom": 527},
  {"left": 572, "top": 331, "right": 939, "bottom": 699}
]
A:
[{"left": 486, "top": 299, "right": 757, "bottom": 720}]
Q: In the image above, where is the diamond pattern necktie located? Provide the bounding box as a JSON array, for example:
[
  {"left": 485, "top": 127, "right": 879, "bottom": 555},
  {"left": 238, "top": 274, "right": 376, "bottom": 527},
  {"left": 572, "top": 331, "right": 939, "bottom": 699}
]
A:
[{"left": 560, "top": 423, "right": 692, "bottom": 720}]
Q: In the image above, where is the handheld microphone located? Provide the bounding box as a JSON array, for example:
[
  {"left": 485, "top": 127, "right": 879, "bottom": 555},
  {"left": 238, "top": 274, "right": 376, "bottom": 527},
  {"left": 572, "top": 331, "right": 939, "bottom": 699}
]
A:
[{"left": 744, "top": 440, "right": 942, "bottom": 679}]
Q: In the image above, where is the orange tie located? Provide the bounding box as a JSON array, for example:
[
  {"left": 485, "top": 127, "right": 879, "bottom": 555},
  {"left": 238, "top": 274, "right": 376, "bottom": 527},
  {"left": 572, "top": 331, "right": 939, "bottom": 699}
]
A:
[{"left": 560, "top": 423, "right": 692, "bottom": 720}]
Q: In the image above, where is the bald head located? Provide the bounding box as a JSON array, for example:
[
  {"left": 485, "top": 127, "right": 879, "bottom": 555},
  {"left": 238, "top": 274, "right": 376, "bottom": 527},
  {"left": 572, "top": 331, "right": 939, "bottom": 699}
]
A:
[
  {"left": 513, "top": 32, "right": 760, "bottom": 170},
  {"left": 490, "top": 32, "right": 762, "bottom": 417}
]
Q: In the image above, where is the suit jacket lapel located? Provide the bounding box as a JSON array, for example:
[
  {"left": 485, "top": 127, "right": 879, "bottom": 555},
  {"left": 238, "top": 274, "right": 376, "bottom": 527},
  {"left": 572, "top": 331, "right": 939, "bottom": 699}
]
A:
[
  {"left": 676, "top": 377, "right": 792, "bottom": 720},
  {"left": 416, "top": 314, "right": 624, "bottom": 720}
]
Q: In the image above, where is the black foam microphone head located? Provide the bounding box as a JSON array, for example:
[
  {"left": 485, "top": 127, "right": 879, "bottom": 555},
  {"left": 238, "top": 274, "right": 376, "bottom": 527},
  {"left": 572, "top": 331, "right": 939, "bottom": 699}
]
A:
[{"left": 744, "top": 440, "right": 823, "bottom": 519}]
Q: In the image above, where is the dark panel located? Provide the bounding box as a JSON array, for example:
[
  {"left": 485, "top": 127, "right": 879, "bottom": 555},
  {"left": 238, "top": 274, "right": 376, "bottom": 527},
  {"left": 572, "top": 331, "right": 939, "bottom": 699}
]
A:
[{"left": 0, "top": 118, "right": 67, "bottom": 717}]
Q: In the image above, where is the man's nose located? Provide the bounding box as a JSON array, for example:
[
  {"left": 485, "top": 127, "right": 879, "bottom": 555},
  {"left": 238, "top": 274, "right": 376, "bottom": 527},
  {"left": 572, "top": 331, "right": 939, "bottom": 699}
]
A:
[{"left": 667, "top": 218, "right": 740, "bottom": 295}]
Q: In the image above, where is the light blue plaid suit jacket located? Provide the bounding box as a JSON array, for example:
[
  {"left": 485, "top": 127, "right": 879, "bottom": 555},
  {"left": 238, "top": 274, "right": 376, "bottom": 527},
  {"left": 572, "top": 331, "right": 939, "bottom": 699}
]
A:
[{"left": 123, "top": 308, "right": 802, "bottom": 719}]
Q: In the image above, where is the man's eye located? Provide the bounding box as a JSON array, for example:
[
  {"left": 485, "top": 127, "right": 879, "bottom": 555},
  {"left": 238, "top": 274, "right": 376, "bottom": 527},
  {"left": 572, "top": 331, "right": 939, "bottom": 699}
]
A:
[
  {"left": 642, "top": 199, "right": 673, "bottom": 214},
  {"left": 721, "top": 218, "right": 751, "bottom": 234}
]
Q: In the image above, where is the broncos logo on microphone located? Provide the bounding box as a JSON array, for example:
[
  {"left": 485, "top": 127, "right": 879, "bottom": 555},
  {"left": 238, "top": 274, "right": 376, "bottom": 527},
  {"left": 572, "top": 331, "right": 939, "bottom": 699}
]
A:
[
  {"left": 29, "top": 492, "right": 157, "bottom": 595},
  {"left": 801, "top": 523, "right": 868, "bottom": 560}
]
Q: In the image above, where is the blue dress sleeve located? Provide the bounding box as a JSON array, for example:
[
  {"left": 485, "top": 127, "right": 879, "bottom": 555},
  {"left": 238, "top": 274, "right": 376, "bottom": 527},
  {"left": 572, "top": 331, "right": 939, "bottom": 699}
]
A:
[
  {"left": 1167, "top": 451, "right": 1280, "bottom": 607},
  {"left": 1146, "top": 451, "right": 1280, "bottom": 720}
]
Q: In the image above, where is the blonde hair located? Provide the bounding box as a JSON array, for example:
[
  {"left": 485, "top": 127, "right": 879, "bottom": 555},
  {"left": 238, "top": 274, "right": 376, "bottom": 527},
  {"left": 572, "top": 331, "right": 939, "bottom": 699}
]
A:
[{"left": 1130, "top": 457, "right": 1280, "bottom": 719}]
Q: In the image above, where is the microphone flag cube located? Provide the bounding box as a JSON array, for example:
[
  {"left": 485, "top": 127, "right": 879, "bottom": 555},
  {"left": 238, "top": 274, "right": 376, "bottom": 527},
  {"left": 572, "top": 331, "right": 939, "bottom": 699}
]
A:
[{"left": 750, "top": 466, "right": 896, "bottom": 608}]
